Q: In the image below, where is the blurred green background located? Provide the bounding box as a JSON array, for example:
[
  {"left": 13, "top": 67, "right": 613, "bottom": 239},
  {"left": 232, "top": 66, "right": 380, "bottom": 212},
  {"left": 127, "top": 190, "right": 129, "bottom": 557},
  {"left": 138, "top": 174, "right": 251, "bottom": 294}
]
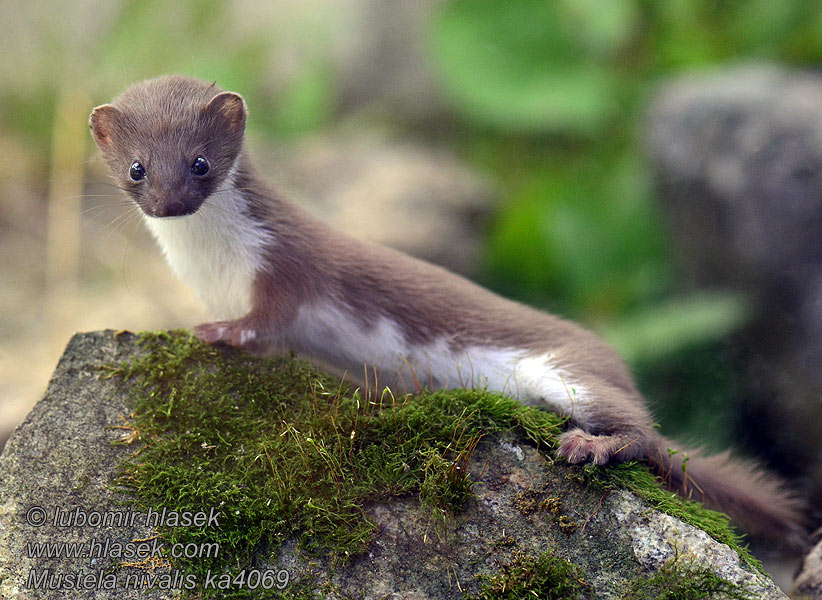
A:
[{"left": 1, "top": 0, "right": 821, "bottom": 450}]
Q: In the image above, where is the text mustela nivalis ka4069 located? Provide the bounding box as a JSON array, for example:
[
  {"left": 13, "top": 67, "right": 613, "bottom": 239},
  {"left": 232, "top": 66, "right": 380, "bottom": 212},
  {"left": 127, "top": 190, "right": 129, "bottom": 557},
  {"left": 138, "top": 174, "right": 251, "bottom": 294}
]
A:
[{"left": 90, "top": 75, "right": 806, "bottom": 544}]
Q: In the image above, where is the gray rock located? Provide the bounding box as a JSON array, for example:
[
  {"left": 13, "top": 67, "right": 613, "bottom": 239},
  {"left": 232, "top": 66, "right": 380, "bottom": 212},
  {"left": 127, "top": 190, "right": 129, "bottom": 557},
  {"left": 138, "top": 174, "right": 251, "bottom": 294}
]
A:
[
  {"left": 0, "top": 331, "right": 787, "bottom": 599},
  {"left": 793, "top": 530, "right": 822, "bottom": 598},
  {"left": 648, "top": 65, "right": 822, "bottom": 292},
  {"left": 646, "top": 64, "right": 822, "bottom": 481},
  {"left": 0, "top": 331, "right": 174, "bottom": 600},
  {"left": 612, "top": 492, "right": 783, "bottom": 598}
]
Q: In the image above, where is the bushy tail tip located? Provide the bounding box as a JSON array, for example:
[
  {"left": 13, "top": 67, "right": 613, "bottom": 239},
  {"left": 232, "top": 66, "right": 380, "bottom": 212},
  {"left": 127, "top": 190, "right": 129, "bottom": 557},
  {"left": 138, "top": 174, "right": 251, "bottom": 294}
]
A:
[{"left": 647, "top": 435, "right": 808, "bottom": 548}]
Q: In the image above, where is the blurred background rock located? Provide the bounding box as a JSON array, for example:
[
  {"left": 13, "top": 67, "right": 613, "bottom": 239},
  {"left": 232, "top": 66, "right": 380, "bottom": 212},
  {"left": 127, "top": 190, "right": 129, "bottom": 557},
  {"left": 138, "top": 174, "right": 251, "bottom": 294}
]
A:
[
  {"left": 1, "top": 0, "right": 820, "bottom": 554},
  {"left": 647, "top": 65, "right": 822, "bottom": 509}
]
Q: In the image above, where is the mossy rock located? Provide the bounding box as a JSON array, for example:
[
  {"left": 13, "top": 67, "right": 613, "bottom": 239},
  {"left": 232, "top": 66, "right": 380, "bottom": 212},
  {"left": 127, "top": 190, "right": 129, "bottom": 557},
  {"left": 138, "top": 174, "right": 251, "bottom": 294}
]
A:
[{"left": 0, "top": 331, "right": 787, "bottom": 599}]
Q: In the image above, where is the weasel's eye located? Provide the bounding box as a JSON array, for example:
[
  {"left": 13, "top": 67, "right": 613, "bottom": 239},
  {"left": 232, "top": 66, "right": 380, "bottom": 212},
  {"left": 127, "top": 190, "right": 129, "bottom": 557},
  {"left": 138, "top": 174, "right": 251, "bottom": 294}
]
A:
[
  {"left": 191, "top": 156, "right": 210, "bottom": 176},
  {"left": 129, "top": 161, "right": 146, "bottom": 181}
]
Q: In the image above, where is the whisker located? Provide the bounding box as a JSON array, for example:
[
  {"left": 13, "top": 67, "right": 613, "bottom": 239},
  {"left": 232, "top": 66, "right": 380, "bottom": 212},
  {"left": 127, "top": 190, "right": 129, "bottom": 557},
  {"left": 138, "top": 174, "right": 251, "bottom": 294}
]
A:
[
  {"left": 64, "top": 193, "right": 127, "bottom": 200},
  {"left": 102, "top": 210, "right": 138, "bottom": 244},
  {"left": 209, "top": 185, "right": 272, "bottom": 195},
  {"left": 80, "top": 200, "right": 134, "bottom": 216},
  {"left": 252, "top": 140, "right": 292, "bottom": 164}
]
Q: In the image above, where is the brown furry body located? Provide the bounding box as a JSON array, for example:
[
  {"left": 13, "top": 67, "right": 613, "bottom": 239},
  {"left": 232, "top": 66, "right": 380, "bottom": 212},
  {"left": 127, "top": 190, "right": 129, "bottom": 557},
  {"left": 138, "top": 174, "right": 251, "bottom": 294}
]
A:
[{"left": 90, "top": 75, "right": 806, "bottom": 544}]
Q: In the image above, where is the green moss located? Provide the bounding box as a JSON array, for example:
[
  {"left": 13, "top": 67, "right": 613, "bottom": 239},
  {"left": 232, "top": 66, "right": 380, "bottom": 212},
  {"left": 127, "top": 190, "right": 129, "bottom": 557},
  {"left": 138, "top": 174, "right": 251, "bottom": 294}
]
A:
[
  {"left": 107, "top": 331, "right": 562, "bottom": 597},
  {"left": 106, "top": 330, "right": 761, "bottom": 597},
  {"left": 621, "top": 555, "right": 757, "bottom": 600},
  {"left": 469, "top": 551, "right": 587, "bottom": 600}
]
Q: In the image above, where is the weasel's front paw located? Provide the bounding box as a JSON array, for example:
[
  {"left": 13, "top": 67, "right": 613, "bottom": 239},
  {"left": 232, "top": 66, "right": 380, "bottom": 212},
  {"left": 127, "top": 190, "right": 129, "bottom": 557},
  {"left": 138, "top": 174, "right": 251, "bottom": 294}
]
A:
[
  {"left": 194, "top": 320, "right": 260, "bottom": 350},
  {"left": 558, "top": 429, "right": 612, "bottom": 465},
  {"left": 557, "top": 428, "right": 643, "bottom": 466}
]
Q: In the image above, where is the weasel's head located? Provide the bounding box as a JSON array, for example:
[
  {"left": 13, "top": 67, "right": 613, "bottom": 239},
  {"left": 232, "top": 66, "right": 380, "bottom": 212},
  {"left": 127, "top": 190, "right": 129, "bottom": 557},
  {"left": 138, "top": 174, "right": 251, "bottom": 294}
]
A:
[{"left": 89, "top": 75, "right": 246, "bottom": 218}]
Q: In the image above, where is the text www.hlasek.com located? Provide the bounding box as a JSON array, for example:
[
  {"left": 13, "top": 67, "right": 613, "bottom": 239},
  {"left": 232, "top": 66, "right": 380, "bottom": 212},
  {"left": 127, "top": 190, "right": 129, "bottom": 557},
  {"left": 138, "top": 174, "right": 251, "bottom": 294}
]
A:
[
  {"left": 25, "top": 538, "right": 290, "bottom": 592},
  {"left": 26, "top": 536, "right": 217, "bottom": 560},
  {"left": 23, "top": 505, "right": 291, "bottom": 591}
]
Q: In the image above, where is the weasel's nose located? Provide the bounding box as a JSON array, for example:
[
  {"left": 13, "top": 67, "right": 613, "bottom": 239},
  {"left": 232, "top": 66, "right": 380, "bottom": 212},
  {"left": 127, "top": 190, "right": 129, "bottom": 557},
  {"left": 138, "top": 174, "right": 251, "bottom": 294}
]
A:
[{"left": 154, "top": 198, "right": 201, "bottom": 217}]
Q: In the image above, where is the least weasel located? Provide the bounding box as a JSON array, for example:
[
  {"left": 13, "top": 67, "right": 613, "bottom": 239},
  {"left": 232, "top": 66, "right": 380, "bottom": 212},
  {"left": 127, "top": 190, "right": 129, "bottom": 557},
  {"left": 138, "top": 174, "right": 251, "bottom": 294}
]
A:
[{"left": 90, "top": 75, "right": 805, "bottom": 543}]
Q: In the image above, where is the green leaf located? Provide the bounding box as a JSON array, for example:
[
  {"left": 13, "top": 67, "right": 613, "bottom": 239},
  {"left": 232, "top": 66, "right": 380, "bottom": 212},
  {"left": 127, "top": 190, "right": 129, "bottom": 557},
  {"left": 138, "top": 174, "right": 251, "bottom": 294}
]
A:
[
  {"left": 270, "top": 63, "right": 335, "bottom": 139},
  {"left": 427, "top": 0, "right": 636, "bottom": 135},
  {"left": 599, "top": 292, "right": 752, "bottom": 365}
]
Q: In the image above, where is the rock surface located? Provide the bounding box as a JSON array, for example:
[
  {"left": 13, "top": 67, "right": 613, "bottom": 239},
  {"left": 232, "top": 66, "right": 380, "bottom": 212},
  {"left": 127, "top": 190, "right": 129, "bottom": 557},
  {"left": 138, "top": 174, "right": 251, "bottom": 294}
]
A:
[
  {"left": 0, "top": 331, "right": 788, "bottom": 599},
  {"left": 794, "top": 531, "right": 822, "bottom": 598},
  {"left": 646, "top": 64, "right": 822, "bottom": 490},
  {"left": 0, "top": 332, "right": 162, "bottom": 600}
]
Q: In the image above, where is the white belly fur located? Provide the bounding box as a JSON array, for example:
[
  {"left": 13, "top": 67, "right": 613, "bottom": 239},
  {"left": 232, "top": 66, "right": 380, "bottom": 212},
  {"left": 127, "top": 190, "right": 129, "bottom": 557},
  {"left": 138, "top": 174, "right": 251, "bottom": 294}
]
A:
[
  {"left": 143, "top": 170, "right": 271, "bottom": 320},
  {"left": 290, "top": 302, "right": 591, "bottom": 421},
  {"left": 141, "top": 177, "right": 590, "bottom": 421}
]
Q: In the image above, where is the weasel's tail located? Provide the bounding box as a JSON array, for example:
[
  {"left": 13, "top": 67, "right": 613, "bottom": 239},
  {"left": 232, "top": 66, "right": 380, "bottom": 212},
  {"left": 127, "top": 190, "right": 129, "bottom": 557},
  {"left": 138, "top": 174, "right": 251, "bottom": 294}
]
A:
[{"left": 646, "top": 435, "right": 807, "bottom": 547}]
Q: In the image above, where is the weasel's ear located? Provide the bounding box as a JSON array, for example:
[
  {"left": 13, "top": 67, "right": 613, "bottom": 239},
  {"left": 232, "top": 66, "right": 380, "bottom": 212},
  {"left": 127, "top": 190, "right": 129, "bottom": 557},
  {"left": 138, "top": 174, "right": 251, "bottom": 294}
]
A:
[
  {"left": 89, "top": 104, "right": 122, "bottom": 149},
  {"left": 203, "top": 92, "right": 247, "bottom": 136}
]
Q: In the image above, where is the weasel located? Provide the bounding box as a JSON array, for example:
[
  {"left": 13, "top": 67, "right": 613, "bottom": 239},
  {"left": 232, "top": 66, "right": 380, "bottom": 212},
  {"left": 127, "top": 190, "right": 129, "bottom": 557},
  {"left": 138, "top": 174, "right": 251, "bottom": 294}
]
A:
[{"left": 90, "top": 75, "right": 805, "bottom": 544}]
